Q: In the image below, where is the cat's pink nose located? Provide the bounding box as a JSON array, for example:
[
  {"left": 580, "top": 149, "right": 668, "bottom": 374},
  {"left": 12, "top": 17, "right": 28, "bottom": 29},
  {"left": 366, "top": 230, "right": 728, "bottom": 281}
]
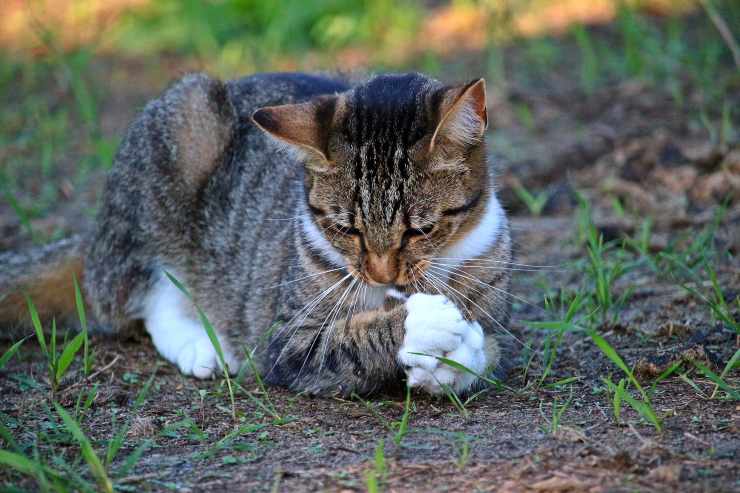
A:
[{"left": 365, "top": 252, "right": 397, "bottom": 285}]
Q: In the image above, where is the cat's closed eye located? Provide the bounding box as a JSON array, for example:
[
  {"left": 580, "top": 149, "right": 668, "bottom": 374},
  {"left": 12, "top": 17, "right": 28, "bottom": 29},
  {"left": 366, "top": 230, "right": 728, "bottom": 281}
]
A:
[
  {"left": 402, "top": 224, "right": 435, "bottom": 246},
  {"left": 332, "top": 223, "right": 361, "bottom": 236}
]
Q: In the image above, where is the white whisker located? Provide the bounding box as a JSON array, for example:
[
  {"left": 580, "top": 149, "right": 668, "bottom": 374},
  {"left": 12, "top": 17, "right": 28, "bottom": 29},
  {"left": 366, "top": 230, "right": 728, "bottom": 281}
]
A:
[
  {"left": 267, "top": 267, "right": 345, "bottom": 289},
  {"left": 302, "top": 277, "right": 357, "bottom": 377},
  {"left": 421, "top": 269, "right": 525, "bottom": 346},
  {"left": 422, "top": 269, "right": 474, "bottom": 320},
  {"left": 320, "top": 278, "right": 359, "bottom": 371},
  {"left": 427, "top": 264, "right": 544, "bottom": 313},
  {"left": 325, "top": 279, "right": 363, "bottom": 374},
  {"left": 432, "top": 257, "right": 558, "bottom": 269},
  {"left": 268, "top": 273, "right": 352, "bottom": 373}
]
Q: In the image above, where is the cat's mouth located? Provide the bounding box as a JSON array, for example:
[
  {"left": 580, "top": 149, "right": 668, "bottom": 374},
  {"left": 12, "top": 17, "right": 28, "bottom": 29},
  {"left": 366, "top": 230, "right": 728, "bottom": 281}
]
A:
[{"left": 350, "top": 259, "right": 430, "bottom": 290}]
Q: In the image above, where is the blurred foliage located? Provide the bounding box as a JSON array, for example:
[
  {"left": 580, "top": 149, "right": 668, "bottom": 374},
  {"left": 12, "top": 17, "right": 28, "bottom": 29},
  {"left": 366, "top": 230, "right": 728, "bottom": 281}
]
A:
[
  {"left": 0, "top": 0, "right": 738, "bottom": 233},
  {"left": 112, "top": 0, "right": 422, "bottom": 73}
]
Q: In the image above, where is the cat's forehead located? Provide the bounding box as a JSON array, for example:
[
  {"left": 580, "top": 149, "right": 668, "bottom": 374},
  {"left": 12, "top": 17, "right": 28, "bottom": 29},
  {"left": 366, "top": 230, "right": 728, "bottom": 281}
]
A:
[
  {"left": 340, "top": 73, "right": 439, "bottom": 146},
  {"left": 325, "top": 75, "right": 439, "bottom": 229}
]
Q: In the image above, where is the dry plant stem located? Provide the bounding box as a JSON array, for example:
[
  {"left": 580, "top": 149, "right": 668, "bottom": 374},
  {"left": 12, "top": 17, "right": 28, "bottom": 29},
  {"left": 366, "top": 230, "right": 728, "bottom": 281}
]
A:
[{"left": 59, "top": 354, "right": 121, "bottom": 395}]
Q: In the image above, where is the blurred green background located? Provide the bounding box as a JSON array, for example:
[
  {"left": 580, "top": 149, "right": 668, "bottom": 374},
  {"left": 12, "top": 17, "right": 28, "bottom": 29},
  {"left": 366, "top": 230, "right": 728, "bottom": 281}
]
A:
[{"left": 0, "top": 0, "right": 738, "bottom": 245}]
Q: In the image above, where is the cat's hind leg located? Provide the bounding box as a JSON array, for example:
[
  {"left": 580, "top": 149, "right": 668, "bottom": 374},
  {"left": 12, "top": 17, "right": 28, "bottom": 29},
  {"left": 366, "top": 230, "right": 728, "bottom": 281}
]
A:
[{"left": 143, "top": 270, "right": 239, "bottom": 378}]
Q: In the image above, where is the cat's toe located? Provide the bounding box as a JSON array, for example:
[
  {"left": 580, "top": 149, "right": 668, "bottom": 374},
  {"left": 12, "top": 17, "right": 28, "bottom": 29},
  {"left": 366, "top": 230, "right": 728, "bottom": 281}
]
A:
[
  {"left": 400, "top": 293, "right": 487, "bottom": 395},
  {"left": 176, "top": 337, "right": 239, "bottom": 379},
  {"left": 176, "top": 337, "right": 214, "bottom": 378}
]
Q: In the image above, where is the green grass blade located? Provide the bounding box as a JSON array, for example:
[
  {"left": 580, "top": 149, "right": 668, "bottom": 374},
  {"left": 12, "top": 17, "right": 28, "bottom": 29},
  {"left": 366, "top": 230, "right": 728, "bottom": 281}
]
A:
[
  {"left": 603, "top": 377, "right": 662, "bottom": 431},
  {"left": 26, "top": 297, "right": 47, "bottom": 355},
  {"left": 54, "top": 403, "right": 113, "bottom": 493},
  {"left": 408, "top": 352, "right": 505, "bottom": 390},
  {"left": 55, "top": 332, "right": 84, "bottom": 382},
  {"left": 650, "top": 361, "right": 684, "bottom": 394},
  {"left": 4, "top": 191, "right": 37, "bottom": 242},
  {"left": 523, "top": 321, "right": 583, "bottom": 332},
  {"left": 352, "top": 393, "right": 394, "bottom": 433},
  {"left": 694, "top": 361, "right": 740, "bottom": 400},
  {"left": 588, "top": 331, "right": 646, "bottom": 398},
  {"left": 394, "top": 385, "right": 411, "bottom": 447},
  {"left": 50, "top": 318, "right": 57, "bottom": 367},
  {"left": 622, "top": 392, "right": 662, "bottom": 430},
  {"left": 365, "top": 469, "right": 379, "bottom": 493},
  {"left": 164, "top": 272, "right": 226, "bottom": 365},
  {"left": 544, "top": 376, "right": 582, "bottom": 389},
  {"left": 107, "top": 367, "right": 157, "bottom": 466},
  {"left": 441, "top": 384, "right": 469, "bottom": 418},
  {"left": 242, "top": 348, "right": 280, "bottom": 420},
  {"left": 0, "top": 337, "right": 27, "bottom": 370},
  {"left": 0, "top": 449, "right": 39, "bottom": 476},
  {"left": 374, "top": 438, "right": 386, "bottom": 481},
  {"left": 721, "top": 349, "right": 740, "bottom": 379},
  {"left": 164, "top": 271, "right": 236, "bottom": 421},
  {"left": 614, "top": 378, "right": 625, "bottom": 423},
  {"left": 0, "top": 421, "right": 20, "bottom": 452},
  {"left": 105, "top": 415, "right": 126, "bottom": 467},
  {"left": 133, "top": 372, "right": 156, "bottom": 411},
  {"left": 114, "top": 439, "right": 153, "bottom": 478},
  {"left": 0, "top": 447, "right": 65, "bottom": 489},
  {"left": 73, "top": 275, "right": 91, "bottom": 376}
]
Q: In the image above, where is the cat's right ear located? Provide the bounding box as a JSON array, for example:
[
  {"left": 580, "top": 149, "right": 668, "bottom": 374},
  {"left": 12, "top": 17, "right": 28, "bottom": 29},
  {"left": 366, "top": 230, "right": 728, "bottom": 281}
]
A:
[
  {"left": 251, "top": 96, "right": 337, "bottom": 172},
  {"left": 430, "top": 78, "right": 487, "bottom": 153}
]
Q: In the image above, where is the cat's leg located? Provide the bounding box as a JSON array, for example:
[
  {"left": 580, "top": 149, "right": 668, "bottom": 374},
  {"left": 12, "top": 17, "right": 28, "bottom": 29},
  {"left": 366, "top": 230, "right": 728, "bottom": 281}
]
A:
[
  {"left": 398, "top": 293, "right": 496, "bottom": 394},
  {"left": 143, "top": 271, "right": 239, "bottom": 379},
  {"left": 264, "top": 293, "right": 496, "bottom": 396},
  {"left": 85, "top": 73, "right": 235, "bottom": 335}
]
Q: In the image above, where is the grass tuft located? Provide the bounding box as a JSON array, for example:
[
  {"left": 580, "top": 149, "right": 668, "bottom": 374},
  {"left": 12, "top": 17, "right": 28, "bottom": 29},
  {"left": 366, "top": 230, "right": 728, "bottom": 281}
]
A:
[{"left": 54, "top": 402, "right": 113, "bottom": 493}]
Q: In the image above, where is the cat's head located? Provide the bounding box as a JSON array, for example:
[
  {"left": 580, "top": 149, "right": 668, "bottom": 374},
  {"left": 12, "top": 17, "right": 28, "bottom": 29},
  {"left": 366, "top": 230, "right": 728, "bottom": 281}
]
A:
[{"left": 252, "top": 73, "right": 490, "bottom": 287}]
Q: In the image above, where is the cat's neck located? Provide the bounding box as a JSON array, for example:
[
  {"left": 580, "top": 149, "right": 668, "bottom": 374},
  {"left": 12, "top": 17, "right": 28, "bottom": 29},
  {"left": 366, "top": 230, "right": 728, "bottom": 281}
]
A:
[{"left": 441, "top": 190, "right": 505, "bottom": 269}]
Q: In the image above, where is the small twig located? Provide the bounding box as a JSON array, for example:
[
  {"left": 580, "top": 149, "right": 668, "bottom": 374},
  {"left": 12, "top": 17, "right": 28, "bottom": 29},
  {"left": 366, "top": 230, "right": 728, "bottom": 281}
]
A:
[
  {"left": 60, "top": 354, "right": 121, "bottom": 395},
  {"left": 627, "top": 423, "right": 650, "bottom": 447},
  {"left": 700, "top": 0, "right": 740, "bottom": 69},
  {"left": 593, "top": 401, "right": 610, "bottom": 420},
  {"left": 333, "top": 445, "right": 361, "bottom": 454},
  {"left": 684, "top": 432, "right": 711, "bottom": 447},
  {"left": 270, "top": 469, "right": 284, "bottom": 493}
]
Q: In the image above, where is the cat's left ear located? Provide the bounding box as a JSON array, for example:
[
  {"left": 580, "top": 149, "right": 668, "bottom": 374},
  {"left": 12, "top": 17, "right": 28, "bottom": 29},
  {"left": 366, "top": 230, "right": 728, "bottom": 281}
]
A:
[
  {"left": 251, "top": 96, "right": 337, "bottom": 171},
  {"left": 430, "top": 78, "right": 488, "bottom": 152}
]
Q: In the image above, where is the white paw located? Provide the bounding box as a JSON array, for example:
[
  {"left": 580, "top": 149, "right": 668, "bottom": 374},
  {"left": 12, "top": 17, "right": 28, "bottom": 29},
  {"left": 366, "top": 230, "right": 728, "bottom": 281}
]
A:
[
  {"left": 173, "top": 334, "right": 240, "bottom": 379},
  {"left": 398, "top": 294, "right": 486, "bottom": 395},
  {"left": 143, "top": 270, "right": 241, "bottom": 379}
]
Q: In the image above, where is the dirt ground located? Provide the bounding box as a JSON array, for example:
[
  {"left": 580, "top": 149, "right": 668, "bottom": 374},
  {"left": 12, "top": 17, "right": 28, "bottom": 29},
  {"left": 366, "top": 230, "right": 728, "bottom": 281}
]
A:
[{"left": 1, "top": 26, "right": 740, "bottom": 493}]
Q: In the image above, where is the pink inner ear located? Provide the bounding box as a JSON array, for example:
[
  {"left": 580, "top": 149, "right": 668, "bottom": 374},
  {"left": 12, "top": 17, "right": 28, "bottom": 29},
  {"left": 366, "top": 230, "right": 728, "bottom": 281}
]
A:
[
  {"left": 466, "top": 79, "right": 488, "bottom": 129},
  {"left": 431, "top": 79, "right": 488, "bottom": 151},
  {"left": 251, "top": 103, "right": 320, "bottom": 151},
  {"left": 251, "top": 96, "right": 340, "bottom": 167}
]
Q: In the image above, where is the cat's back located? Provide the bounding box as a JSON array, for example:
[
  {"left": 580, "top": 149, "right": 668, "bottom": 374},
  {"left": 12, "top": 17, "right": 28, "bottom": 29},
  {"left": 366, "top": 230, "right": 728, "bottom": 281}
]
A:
[
  {"left": 202, "top": 72, "right": 349, "bottom": 210},
  {"left": 201, "top": 72, "right": 350, "bottom": 223},
  {"left": 226, "top": 72, "right": 349, "bottom": 119},
  {"left": 190, "top": 73, "right": 351, "bottom": 337}
]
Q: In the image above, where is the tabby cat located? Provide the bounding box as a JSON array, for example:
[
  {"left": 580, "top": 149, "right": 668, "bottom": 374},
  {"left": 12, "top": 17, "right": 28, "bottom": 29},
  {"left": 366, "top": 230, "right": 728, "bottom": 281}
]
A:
[{"left": 0, "top": 72, "right": 511, "bottom": 396}]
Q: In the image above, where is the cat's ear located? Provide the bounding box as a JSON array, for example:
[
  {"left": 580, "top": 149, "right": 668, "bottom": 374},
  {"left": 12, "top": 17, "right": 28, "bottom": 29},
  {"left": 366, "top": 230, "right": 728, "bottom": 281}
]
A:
[
  {"left": 251, "top": 96, "right": 337, "bottom": 171},
  {"left": 430, "top": 78, "right": 487, "bottom": 152}
]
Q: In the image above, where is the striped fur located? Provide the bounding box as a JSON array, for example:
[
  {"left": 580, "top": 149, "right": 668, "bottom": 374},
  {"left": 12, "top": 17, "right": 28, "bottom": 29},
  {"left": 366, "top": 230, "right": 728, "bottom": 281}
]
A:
[{"left": 1, "top": 72, "right": 512, "bottom": 396}]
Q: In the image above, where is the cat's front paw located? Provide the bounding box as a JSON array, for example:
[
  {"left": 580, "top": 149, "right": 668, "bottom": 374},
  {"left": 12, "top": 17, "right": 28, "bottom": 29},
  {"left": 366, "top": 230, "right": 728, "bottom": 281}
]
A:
[
  {"left": 174, "top": 335, "right": 240, "bottom": 379},
  {"left": 398, "top": 294, "right": 486, "bottom": 395}
]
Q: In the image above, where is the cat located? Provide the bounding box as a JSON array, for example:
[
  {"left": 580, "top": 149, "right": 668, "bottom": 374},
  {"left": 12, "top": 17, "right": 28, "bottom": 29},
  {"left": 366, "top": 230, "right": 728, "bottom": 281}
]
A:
[{"left": 0, "top": 72, "right": 512, "bottom": 396}]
